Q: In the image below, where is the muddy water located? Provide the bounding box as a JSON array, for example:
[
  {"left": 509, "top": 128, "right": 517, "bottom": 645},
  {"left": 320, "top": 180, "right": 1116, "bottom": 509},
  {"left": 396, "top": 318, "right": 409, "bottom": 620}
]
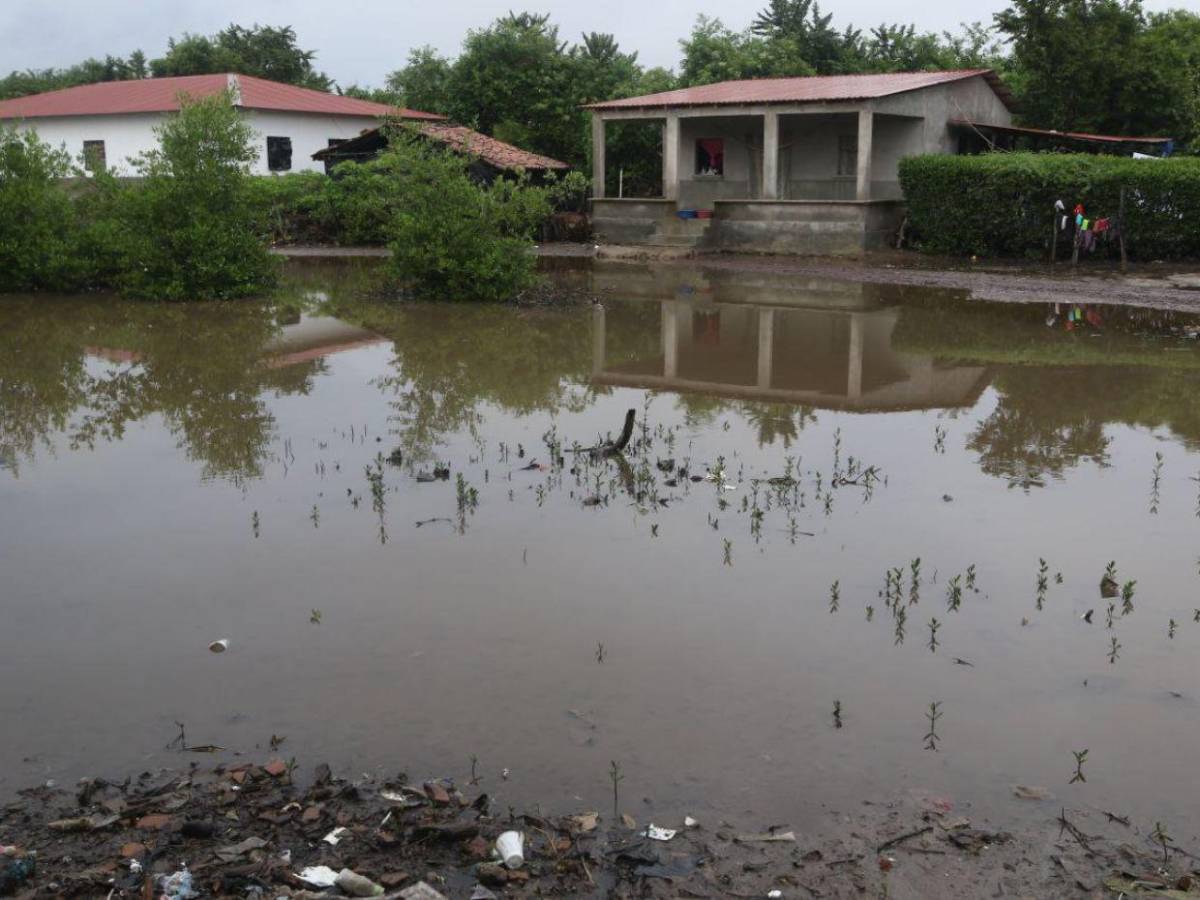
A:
[{"left": 3, "top": 258, "right": 1200, "bottom": 839}]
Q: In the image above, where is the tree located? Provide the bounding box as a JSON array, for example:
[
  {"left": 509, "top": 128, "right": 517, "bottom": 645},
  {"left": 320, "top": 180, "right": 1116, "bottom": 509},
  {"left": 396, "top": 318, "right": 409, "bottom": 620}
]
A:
[
  {"left": 150, "top": 24, "right": 331, "bottom": 89},
  {"left": 0, "top": 128, "right": 80, "bottom": 291},
  {"left": 678, "top": 16, "right": 814, "bottom": 86},
  {"left": 113, "top": 92, "right": 277, "bottom": 300},
  {"left": 385, "top": 46, "right": 454, "bottom": 114},
  {"left": 379, "top": 129, "right": 552, "bottom": 302},
  {"left": 750, "top": 0, "right": 857, "bottom": 74}
]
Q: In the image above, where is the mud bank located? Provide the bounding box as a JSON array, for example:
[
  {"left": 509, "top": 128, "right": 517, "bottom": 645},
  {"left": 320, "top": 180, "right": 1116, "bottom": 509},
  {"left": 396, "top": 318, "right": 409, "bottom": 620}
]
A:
[{"left": 2, "top": 759, "right": 1194, "bottom": 899}]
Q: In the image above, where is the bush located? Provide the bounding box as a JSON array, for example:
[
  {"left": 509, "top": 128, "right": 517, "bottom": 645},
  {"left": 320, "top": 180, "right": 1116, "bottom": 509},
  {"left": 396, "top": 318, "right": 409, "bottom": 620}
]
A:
[
  {"left": 898, "top": 153, "right": 1200, "bottom": 261},
  {"left": 0, "top": 128, "right": 92, "bottom": 291},
  {"left": 113, "top": 91, "right": 278, "bottom": 300},
  {"left": 381, "top": 131, "right": 552, "bottom": 301},
  {"left": 249, "top": 172, "right": 332, "bottom": 245}
]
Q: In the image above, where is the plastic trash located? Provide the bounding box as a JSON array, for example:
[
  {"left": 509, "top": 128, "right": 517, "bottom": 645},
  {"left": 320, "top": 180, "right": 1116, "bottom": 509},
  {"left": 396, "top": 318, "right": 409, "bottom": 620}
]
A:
[
  {"left": 208, "top": 639, "right": 230, "bottom": 653},
  {"left": 159, "top": 865, "right": 198, "bottom": 899},
  {"left": 297, "top": 865, "right": 339, "bottom": 887},
  {"left": 494, "top": 831, "right": 525, "bottom": 869},
  {"left": 643, "top": 824, "right": 677, "bottom": 841},
  {"left": 684, "top": 816, "right": 699, "bottom": 828},
  {"left": 0, "top": 854, "right": 36, "bottom": 895},
  {"left": 322, "top": 825, "right": 349, "bottom": 845},
  {"left": 335, "top": 868, "right": 384, "bottom": 897}
]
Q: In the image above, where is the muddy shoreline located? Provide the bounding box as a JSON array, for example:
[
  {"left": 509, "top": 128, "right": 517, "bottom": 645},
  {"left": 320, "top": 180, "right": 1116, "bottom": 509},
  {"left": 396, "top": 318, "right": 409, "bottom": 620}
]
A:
[{"left": 1, "top": 758, "right": 1194, "bottom": 898}]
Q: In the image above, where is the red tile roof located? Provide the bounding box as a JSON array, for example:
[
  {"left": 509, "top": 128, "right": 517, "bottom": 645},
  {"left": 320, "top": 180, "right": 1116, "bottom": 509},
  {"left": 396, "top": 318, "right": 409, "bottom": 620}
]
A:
[
  {"left": 416, "top": 123, "right": 569, "bottom": 170},
  {"left": 311, "top": 123, "right": 569, "bottom": 172},
  {"left": 587, "top": 69, "right": 1014, "bottom": 112},
  {"left": 0, "top": 73, "right": 445, "bottom": 120}
]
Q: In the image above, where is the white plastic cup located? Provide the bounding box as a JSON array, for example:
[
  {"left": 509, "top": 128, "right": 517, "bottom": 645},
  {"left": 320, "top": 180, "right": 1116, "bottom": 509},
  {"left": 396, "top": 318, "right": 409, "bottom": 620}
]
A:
[
  {"left": 208, "top": 639, "right": 230, "bottom": 653},
  {"left": 495, "top": 831, "right": 525, "bottom": 869}
]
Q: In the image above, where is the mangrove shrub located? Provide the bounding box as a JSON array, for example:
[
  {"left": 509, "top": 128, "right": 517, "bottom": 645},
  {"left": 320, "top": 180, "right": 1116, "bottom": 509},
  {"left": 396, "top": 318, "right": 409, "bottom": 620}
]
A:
[
  {"left": 114, "top": 91, "right": 278, "bottom": 300},
  {"left": 381, "top": 132, "right": 552, "bottom": 301},
  {"left": 898, "top": 153, "right": 1200, "bottom": 260}
]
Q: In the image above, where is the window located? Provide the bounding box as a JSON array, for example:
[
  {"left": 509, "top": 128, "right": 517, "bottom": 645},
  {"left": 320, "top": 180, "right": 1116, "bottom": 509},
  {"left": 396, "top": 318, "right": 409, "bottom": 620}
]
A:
[
  {"left": 266, "top": 136, "right": 293, "bottom": 172},
  {"left": 695, "top": 139, "right": 724, "bottom": 176},
  {"left": 837, "top": 134, "right": 857, "bottom": 177},
  {"left": 82, "top": 140, "right": 106, "bottom": 172}
]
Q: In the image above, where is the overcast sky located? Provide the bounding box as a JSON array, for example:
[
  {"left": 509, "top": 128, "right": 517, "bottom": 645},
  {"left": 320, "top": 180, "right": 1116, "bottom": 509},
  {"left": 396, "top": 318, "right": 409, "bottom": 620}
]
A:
[{"left": 1, "top": 0, "right": 1185, "bottom": 88}]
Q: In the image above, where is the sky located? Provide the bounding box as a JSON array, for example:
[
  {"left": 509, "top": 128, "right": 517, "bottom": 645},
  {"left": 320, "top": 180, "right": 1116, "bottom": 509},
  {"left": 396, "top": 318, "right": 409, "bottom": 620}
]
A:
[{"left": 0, "top": 0, "right": 1185, "bottom": 88}]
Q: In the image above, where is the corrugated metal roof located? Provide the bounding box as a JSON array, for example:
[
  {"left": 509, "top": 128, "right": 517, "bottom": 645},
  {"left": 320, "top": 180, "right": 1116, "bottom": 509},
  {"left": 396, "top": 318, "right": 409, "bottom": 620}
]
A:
[
  {"left": 951, "top": 119, "right": 1173, "bottom": 145},
  {"left": 587, "top": 69, "right": 1014, "bottom": 111},
  {"left": 0, "top": 73, "right": 445, "bottom": 120},
  {"left": 312, "top": 124, "right": 569, "bottom": 172}
]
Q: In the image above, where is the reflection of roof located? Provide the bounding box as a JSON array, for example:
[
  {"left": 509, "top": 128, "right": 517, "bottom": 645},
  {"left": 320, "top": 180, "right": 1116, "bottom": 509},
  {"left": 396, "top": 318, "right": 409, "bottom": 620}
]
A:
[
  {"left": 950, "top": 119, "right": 1173, "bottom": 147},
  {"left": 313, "top": 124, "right": 569, "bottom": 172},
  {"left": 587, "top": 69, "right": 1015, "bottom": 112},
  {"left": 0, "top": 74, "right": 446, "bottom": 120}
]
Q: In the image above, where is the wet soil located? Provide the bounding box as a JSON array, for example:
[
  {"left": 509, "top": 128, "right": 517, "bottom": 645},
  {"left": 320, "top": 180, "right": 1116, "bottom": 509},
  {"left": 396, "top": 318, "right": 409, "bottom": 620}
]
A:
[{"left": 4, "top": 757, "right": 1193, "bottom": 899}]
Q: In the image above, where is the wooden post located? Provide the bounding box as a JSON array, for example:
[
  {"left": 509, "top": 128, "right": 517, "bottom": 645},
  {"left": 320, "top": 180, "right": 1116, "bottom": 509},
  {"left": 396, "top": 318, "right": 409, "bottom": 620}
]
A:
[
  {"left": 1071, "top": 221, "right": 1080, "bottom": 266},
  {"left": 1118, "top": 186, "right": 1128, "bottom": 273}
]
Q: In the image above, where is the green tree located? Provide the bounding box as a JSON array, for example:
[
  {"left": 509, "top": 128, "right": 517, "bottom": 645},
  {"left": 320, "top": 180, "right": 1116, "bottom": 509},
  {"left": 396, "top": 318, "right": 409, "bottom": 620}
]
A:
[
  {"left": 380, "top": 129, "right": 551, "bottom": 301},
  {"left": 679, "top": 16, "right": 814, "bottom": 86},
  {"left": 386, "top": 46, "right": 454, "bottom": 114},
  {"left": 750, "top": 0, "right": 856, "bottom": 74},
  {"left": 113, "top": 92, "right": 277, "bottom": 300},
  {"left": 150, "top": 24, "right": 331, "bottom": 89}
]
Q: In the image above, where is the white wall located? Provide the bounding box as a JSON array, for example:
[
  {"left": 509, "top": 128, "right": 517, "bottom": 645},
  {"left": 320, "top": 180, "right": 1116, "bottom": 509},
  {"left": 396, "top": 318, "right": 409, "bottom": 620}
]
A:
[{"left": 13, "top": 109, "right": 381, "bottom": 175}]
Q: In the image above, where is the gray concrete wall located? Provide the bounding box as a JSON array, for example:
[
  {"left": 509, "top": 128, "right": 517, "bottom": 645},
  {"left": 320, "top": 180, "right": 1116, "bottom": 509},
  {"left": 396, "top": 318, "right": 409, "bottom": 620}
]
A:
[
  {"left": 590, "top": 198, "right": 678, "bottom": 243},
  {"left": 675, "top": 115, "right": 761, "bottom": 208},
  {"left": 711, "top": 200, "right": 905, "bottom": 256},
  {"left": 875, "top": 74, "right": 1013, "bottom": 156}
]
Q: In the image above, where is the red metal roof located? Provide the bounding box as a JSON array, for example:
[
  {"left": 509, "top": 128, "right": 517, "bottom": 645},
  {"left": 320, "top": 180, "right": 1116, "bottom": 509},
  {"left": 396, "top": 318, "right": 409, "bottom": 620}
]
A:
[
  {"left": 0, "top": 74, "right": 445, "bottom": 120},
  {"left": 951, "top": 119, "right": 1173, "bottom": 145},
  {"left": 587, "top": 69, "right": 1014, "bottom": 112}
]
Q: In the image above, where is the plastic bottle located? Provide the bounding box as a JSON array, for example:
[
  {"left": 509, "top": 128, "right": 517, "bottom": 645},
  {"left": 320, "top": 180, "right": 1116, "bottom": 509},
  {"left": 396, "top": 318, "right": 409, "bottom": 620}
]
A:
[{"left": 335, "top": 868, "right": 384, "bottom": 897}]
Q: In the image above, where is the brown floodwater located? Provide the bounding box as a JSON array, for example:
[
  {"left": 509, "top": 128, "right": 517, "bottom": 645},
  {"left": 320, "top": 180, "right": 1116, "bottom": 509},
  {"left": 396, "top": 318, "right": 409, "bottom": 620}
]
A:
[{"left": 3, "top": 258, "right": 1200, "bottom": 840}]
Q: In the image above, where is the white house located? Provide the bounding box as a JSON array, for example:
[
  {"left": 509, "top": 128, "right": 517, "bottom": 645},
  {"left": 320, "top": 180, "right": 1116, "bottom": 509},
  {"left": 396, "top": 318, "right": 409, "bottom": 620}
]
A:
[{"left": 0, "top": 73, "right": 446, "bottom": 175}]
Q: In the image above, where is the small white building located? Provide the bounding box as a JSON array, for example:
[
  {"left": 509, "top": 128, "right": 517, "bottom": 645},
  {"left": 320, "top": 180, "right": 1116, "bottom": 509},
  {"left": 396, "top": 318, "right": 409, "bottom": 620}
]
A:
[{"left": 0, "top": 73, "right": 445, "bottom": 176}]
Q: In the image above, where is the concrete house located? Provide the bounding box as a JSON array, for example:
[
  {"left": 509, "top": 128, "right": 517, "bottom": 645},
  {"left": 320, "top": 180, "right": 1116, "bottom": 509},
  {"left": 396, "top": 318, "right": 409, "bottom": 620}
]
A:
[
  {"left": 0, "top": 73, "right": 445, "bottom": 176},
  {"left": 586, "top": 69, "right": 1015, "bottom": 255}
]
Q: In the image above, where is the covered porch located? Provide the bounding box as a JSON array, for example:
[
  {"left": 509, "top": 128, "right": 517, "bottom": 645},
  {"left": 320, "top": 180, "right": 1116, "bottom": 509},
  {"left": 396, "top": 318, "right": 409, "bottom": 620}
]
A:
[{"left": 588, "top": 104, "right": 916, "bottom": 254}]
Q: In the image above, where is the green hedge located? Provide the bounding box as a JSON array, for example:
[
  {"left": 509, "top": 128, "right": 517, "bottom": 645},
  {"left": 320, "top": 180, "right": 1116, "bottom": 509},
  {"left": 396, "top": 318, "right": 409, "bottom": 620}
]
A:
[{"left": 898, "top": 153, "right": 1200, "bottom": 261}]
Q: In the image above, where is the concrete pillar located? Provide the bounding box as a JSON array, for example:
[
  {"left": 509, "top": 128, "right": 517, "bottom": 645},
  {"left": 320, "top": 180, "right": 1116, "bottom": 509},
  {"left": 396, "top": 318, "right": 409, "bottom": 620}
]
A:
[
  {"left": 663, "top": 114, "right": 680, "bottom": 202},
  {"left": 756, "top": 307, "right": 775, "bottom": 388},
  {"left": 591, "top": 303, "right": 606, "bottom": 376},
  {"left": 761, "top": 111, "right": 779, "bottom": 200},
  {"left": 846, "top": 313, "right": 864, "bottom": 398},
  {"left": 591, "top": 114, "right": 605, "bottom": 200},
  {"left": 662, "top": 301, "right": 678, "bottom": 378},
  {"left": 855, "top": 109, "right": 873, "bottom": 202}
]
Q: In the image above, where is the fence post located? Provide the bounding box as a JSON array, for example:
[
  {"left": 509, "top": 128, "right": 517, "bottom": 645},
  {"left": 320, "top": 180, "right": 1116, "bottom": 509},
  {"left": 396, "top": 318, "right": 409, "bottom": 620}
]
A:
[
  {"left": 1050, "top": 206, "right": 1059, "bottom": 264},
  {"left": 1118, "top": 186, "right": 1128, "bottom": 273}
]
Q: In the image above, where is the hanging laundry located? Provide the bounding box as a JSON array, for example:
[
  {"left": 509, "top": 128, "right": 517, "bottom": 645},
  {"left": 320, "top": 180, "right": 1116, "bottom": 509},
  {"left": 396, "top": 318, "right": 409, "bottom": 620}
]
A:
[
  {"left": 1074, "top": 203, "right": 1085, "bottom": 217},
  {"left": 1076, "top": 213, "right": 1084, "bottom": 226},
  {"left": 1061, "top": 215, "right": 1068, "bottom": 231},
  {"left": 1094, "top": 218, "right": 1109, "bottom": 233},
  {"left": 1055, "top": 199, "right": 1065, "bottom": 212}
]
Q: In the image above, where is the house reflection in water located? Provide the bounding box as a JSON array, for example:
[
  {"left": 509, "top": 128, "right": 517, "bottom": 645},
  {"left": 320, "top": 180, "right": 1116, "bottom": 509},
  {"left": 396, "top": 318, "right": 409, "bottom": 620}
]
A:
[{"left": 589, "top": 268, "right": 989, "bottom": 411}]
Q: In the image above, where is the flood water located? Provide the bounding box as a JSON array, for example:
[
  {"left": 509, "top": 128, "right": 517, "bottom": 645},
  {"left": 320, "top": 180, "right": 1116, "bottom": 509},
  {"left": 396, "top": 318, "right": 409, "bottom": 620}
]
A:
[{"left": 3, "top": 258, "right": 1200, "bottom": 840}]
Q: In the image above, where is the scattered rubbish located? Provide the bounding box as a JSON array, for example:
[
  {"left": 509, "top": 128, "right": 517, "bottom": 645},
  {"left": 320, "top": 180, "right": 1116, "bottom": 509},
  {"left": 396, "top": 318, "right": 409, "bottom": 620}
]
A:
[
  {"left": 0, "top": 854, "right": 35, "bottom": 894},
  {"left": 1013, "top": 784, "right": 1052, "bottom": 801},
  {"left": 736, "top": 831, "right": 797, "bottom": 843},
  {"left": 322, "top": 826, "right": 350, "bottom": 846},
  {"left": 768, "top": 892, "right": 783, "bottom": 899},
  {"left": 216, "top": 835, "right": 268, "bottom": 861},
  {"left": 470, "top": 887, "right": 498, "bottom": 900},
  {"left": 335, "top": 867, "right": 385, "bottom": 897},
  {"left": 297, "top": 865, "right": 340, "bottom": 887},
  {"left": 399, "top": 883, "right": 449, "bottom": 900},
  {"left": 494, "top": 831, "right": 525, "bottom": 868},
  {"left": 946, "top": 828, "right": 1013, "bottom": 853},
  {"left": 158, "top": 865, "right": 198, "bottom": 900},
  {"left": 621, "top": 813, "right": 637, "bottom": 829},
  {"left": 48, "top": 814, "right": 118, "bottom": 832},
  {"left": 208, "top": 639, "right": 230, "bottom": 653},
  {"left": 569, "top": 812, "right": 599, "bottom": 832},
  {"left": 643, "top": 824, "right": 677, "bottom": 841},
  {"left": 684, "top": 815, "right": 700, "bottom": 828}
]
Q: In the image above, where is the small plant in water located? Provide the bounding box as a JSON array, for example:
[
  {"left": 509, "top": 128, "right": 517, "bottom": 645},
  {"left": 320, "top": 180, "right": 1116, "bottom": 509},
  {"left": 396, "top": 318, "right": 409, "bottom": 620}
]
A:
[
  {"left": 946, "top": 575, "right": 963, "bottom": 612},
  {"left": 1121, "top": 580, "right": 1136, "bottom": 616},
  {"left": 965, "top": 564, "right": 977, "bottom": 593},
  {"left": 1108, "top": 636, "right": 1121, "bottom": 664},
  {"left": 924, "top": 701, "right": 942, "bottom": 751},
  {"left": 1106, "top": 603, "right": 1115, "bottom": 629},
  {"left": 310, "top": 609, "right": 322, "bottom": 624},
  {"left": 1036, "top": 558, "right": 1049, "bottom": 611},
  {"left": 1069, "top": 748, "right": 1088, "bottom": 784},
  {"left": 609, "top": 760, "right": 624, "bottom": 820},
  {"left": 1152, "top": 821, "right": 1172, "bottom": 864},
  {"left": 1150, "top": 451, "right": 1163, "bottom": 514},
  {"left": 933, "top": 424, "right": 947, "bottom": 454},
  {"left": 893, "top": 604, "right": 907, "bottom": 646},
  {"left": 927, "top": 617, "right": 941, "bottom": 653},
  {"left": 829, "top": 580, "right": 840, "bottom": 614},
  {"left": 1169, "top": 618, "right": 1177, "bottom": 639},
  {"left": 833, "top": 699, "right": 842, "bottom": 729},
  {"left": 251, "top": 510, "right": 260, "bottom": 538},
  {"left": 866, "top": 605, "right": 874, "bottom": 622},
  {"left": 596, "top": 642, "right": 605, "bottom": 663},
  {"left": 909, "top": 557, "right": 921, "bottom": 605},
  {"left": 310, "top": 504, "right": 320, "bottom": 528}
]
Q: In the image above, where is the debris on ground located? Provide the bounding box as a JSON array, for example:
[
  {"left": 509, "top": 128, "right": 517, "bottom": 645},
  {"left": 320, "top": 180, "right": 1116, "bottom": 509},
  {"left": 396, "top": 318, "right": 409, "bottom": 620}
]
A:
[{"left": 0, "top": 759, "right": 1190, "bottom": 898}]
